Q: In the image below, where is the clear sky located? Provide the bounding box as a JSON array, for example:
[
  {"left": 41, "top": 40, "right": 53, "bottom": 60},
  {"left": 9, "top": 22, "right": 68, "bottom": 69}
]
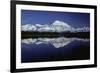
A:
[{"left": 21, "top": 10, "right": 90, "bottom": 28}]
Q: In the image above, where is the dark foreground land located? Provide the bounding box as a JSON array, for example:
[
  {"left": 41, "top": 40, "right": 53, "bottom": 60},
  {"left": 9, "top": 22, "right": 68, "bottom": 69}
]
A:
[{"left": 21, "top": 31, "right": 90, "bottom": 39}]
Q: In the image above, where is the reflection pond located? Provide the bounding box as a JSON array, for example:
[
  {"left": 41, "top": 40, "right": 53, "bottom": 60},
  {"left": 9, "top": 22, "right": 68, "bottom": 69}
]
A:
[{"left": 21, "top": 37, "right": 90, "bottom": 63}]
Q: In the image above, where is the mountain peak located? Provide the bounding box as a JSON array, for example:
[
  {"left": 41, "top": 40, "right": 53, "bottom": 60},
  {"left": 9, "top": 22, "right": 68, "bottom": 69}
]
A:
[
  {"left": 52, "top": 20, "right": 71, "bottom": 28},
  {"left": 53, "top": 20, "right": 62, "bottom": 23}
]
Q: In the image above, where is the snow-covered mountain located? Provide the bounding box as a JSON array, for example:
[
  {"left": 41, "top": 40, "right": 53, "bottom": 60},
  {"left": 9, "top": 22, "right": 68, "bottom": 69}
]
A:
[
  {"left": 21, "top": 24, "right": 37, "bottom": 31},
  {"left": 76, "top": 27, "right": 90, "bottom": 32},
  {"left": 51, "top": 20, "right": 75, "bottom": 32},
  {"left": 21, "top": 20, "right": 90, "bottom": 32}
]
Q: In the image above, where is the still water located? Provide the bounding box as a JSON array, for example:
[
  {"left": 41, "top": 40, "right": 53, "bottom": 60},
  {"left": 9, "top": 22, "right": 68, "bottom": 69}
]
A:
[{"left": 21, "top": 37, "right": 90, "bottom": 63}]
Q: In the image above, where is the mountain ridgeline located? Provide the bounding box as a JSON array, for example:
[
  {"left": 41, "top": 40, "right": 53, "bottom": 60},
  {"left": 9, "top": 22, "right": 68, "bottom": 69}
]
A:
[{"left": 21, "top": 20, "right": 90, "bottom": 39}]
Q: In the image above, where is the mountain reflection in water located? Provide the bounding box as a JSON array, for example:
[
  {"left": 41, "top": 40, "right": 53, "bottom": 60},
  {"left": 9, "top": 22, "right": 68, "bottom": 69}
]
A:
[
  {"left": 21, "top": 37, "right": 90, "bottom": 63},
  {"left": 22, "top": 37, "right": 89, "bottom": 48}
]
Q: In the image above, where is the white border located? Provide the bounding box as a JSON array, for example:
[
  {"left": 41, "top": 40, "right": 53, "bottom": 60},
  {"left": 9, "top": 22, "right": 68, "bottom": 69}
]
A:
[{"left": 16, "top": 4, "right": 95, "bottom": 69}]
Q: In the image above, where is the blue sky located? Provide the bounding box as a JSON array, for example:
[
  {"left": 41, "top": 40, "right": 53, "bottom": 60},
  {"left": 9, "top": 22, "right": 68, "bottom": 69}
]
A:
[{"left": 21, "top": 10, "right": 90, "bottom": 28}]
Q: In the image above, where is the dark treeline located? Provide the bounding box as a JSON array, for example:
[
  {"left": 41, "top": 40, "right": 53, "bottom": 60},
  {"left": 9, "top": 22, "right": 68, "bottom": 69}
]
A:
[
  {"left": 63, "top": 32, "right": 90, "bottom": 38},
  {"left": 21, "top": 31, "right": 90, "bottom": 39},
  {"left": 22, "top": 31, "right": 60, "bottom": 38}
]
